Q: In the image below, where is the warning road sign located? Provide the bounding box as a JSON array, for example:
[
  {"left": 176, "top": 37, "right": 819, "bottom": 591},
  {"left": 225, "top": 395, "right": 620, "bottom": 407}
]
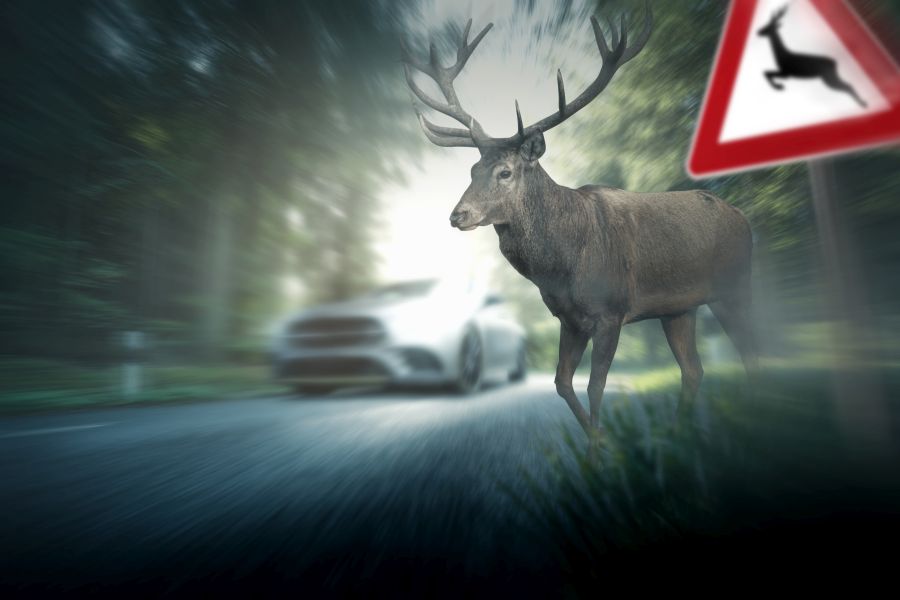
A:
[{"left": 688, "top": 0, "right": 900, "bottom": 178}]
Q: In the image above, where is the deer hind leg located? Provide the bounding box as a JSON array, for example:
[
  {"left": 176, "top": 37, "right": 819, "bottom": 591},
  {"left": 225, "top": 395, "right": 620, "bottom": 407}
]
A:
[
  {"left": 661, "top": 310, "right": 703, "bottom": 419},
  {"left": 555, "top": 323, "right": 592, "bottom": 436},
  {"left": 765, "top": 71, "right": 786, "bottom": 90},
  {"left": 587, "top": 318, "right": 623, "bottom": 430},
  {"left": 821, "top": 71, "right": 867, "bottom": 108},
  {"left": 709, "top": 297, "right": 759, "bottom": 376}
]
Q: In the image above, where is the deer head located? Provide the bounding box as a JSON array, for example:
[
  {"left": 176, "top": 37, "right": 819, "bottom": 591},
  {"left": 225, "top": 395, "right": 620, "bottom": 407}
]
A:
[
  {"left": 401, "top": 6, "right": 653, "bottom": 231},
  {"left": 758, "top": 5, "right": 788, "bottom": 38}
]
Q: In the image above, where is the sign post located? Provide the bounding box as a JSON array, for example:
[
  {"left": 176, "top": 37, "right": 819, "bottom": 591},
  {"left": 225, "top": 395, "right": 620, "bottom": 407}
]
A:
[
  {"left": 807, "top": 159, "right": 889, "bottom": 457},
  {"left": 689, "top": 0, "right": 899, "bottom": 458},
  {"left": 121, "top": 330, "right": 145, "bottom": 400}
]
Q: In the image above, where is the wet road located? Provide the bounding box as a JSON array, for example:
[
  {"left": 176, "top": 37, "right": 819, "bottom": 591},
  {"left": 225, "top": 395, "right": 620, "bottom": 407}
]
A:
[{"left": 0, "top": 376, "right": 625, "bottom": 595}]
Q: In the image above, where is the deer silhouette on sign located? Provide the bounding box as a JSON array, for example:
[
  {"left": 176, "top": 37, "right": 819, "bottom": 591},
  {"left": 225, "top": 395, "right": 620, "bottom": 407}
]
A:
[{"left": 758, "top": 5, "right": 867, "bottom": 107}]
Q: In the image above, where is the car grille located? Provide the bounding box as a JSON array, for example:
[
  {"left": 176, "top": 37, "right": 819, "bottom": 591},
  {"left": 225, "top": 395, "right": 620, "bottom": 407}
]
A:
[
  {"left": 278, "top": 357, "right": 389, "bottom": 379},
  {"left": 288, "top": 317, "right": 385, "bottom": 349}
]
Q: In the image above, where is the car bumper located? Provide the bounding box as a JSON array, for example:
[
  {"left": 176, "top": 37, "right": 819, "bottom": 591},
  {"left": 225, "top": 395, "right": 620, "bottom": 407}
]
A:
[{"left": 273, "top": 345, "right": 449, "bottom": 386}]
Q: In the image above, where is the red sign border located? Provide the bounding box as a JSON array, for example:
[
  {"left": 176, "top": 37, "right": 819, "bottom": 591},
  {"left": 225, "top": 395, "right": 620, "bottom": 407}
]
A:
[{"left": 687, "top": 0, "right": 900, "bottom": 179}]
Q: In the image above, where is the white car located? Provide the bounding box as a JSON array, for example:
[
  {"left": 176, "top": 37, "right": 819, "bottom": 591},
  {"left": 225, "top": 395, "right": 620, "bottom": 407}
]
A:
[{"left": 271, "top": 279, "right": 526, "bottom": 394}]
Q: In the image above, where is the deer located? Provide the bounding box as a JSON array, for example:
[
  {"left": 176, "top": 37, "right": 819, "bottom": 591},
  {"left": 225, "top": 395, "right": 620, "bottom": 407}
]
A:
[
  {"left": 758, "top": 5, "right": 866, "bottom": 107},
  {"left": 401, "top": 6, "right": 757, "bottom": 440}
]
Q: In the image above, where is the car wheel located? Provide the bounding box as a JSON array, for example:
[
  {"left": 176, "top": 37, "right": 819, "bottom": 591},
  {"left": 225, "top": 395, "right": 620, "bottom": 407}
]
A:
[
  {"left": 509, "top": 342, "right": 527, "bottom": 382},
  {"left": 454, "top": 327, "right": 483, "bottom": 394}
]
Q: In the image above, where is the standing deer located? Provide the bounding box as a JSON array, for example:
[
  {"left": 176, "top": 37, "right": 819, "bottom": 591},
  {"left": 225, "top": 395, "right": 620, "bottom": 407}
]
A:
[
  {"left": 401, "top": 7, "right": 757, "bottom": 437},
  {"left": 758, "top": 5, "right": 866, "bottom": 107}
]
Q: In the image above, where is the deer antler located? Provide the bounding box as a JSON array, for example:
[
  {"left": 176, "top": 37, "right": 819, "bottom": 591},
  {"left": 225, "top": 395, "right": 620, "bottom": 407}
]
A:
[
  {"left": 401, "top": 19, "right": 493, "bottom": 147},
  {"left": 404, "top": 3, "right": 653, "bottom": 149},
  {"left": 772, "top": 5, "right": 789, "bottom": 22},
  {"left": 491, "top": 2, "right": 653, "bottom": 146}
]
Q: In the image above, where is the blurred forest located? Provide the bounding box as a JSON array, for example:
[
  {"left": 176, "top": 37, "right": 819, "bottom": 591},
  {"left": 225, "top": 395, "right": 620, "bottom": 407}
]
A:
[
  {"left": 2, "top": 0, "right": 419, "bottom": 364},
  {"left": 2, "top": 0, "right": 900, "bottom": 407}
]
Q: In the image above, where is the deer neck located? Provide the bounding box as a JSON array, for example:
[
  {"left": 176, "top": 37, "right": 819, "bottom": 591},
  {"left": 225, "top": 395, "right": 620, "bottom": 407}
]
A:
[
  {"left": 767, "top": 32, "right": 790, "bottom": 62},
  {"left": 494, "top": 163, "right": 586, "bottom": 286}
]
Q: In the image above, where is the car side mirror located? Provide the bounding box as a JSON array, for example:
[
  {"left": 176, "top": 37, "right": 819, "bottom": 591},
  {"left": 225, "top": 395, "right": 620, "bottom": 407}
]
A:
[{"left": 483, "top": 294, "right": 505, "bottom": 307}]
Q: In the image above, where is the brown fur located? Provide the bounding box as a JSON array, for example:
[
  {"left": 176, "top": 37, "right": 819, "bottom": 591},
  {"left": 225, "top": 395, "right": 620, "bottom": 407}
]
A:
[{"left": 452, "top": 150, "right": 756, "bottom": 435}]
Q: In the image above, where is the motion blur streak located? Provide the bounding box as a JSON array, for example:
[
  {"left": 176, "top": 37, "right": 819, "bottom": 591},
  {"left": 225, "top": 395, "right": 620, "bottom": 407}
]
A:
[
  {"left": 0, "top": 379, "right": 589, "bottom": 594},
  {"left": 1, "top": 0, "right": 900, "bottom": 594}
]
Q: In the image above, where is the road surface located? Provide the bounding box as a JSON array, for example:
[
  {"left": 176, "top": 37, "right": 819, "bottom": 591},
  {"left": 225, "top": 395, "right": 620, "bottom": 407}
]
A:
[{"left": 0, "top": 376, "right": 632, "bottom": 595}]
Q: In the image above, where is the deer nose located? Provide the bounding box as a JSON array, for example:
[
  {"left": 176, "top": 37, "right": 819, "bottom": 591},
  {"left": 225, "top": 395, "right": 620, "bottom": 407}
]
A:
[{"left": 449, "top": 209, "right": 469, "bottom": 227}]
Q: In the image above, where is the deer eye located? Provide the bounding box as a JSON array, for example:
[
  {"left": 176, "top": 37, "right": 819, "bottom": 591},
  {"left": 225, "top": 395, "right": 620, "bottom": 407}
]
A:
[{"left": 498, "top": 170, "right": 512, "bottom": 180}]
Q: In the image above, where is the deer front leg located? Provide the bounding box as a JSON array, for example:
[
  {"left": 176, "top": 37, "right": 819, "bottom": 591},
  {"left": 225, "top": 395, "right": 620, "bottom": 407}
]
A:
[
  {"left": 764, "top": 71, "right": 785, "bottom": 90},
  {"left": 661, "top": 311, "right": 703, "bottom": 421},
  {"left": 555, "top": 323, "right": 591, "bottom": 436},
  {"left": 587, "top": 318, "right": 623, "bottom": 430}
]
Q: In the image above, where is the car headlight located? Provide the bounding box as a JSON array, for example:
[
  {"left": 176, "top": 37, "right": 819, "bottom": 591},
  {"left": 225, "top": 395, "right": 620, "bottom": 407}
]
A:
[{"left": 386, "top": 307, "right": 464, "bottom": 344}]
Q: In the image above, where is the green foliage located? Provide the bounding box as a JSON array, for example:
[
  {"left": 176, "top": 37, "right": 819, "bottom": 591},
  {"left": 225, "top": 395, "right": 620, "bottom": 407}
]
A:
[
  {"left": 0, "top": 0, "right": 419, "bottom": 363},
  {"left": 0, "top": 359, "right": 287, "bottom": 413}
]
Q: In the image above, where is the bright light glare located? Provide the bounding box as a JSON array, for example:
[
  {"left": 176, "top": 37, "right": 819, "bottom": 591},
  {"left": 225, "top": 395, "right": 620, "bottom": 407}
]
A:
[
  {"left": 376, "top": 148, "right": 503, "bottom": 283},
  {"left": 378, "top": 0, "right": 598, "bottom": 285},
  {"left": 286, "top": 208, "right": 304, "bottom": 229},
  {"left": 282, "top": 276, "right": 305, "bottom": 299}
]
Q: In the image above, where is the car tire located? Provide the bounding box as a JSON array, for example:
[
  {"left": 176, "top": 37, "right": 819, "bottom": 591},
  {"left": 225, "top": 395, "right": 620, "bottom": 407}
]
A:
[
  {"left": 453, "top": 327, "right": 483, "bottom": 395},
  {"left": 509, "top": 342, "right": 527, "bottom": 382}
]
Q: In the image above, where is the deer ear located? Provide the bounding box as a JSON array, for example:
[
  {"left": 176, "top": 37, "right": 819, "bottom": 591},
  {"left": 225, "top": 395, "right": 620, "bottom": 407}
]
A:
[{"left": 518, "top": 131, "right": 545, "bottom": 162}]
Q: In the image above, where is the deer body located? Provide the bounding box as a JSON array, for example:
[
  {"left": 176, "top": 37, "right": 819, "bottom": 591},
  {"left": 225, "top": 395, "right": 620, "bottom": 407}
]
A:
[
  {"left": 402, "top": 5, "right": 757, "bottom": 436},
  {"left": 496, "top": 168, "right": 751, "bottom": 324},
  {"left": 766, "top": 34, "right": 834, "bottom": 81},
  {"left": 758, "top": 6, "right": 866, "bottom": 107},
  {"left": 490, "top": 162, "right": 754, "bottom": 430}
]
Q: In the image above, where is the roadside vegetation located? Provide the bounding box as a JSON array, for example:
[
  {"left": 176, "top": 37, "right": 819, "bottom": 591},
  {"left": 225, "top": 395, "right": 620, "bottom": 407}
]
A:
[
  {"left": 512, "top": 367, "right": 900, "bottom": 591},
  {"left": 0, "top": 360, "right": 287, "bottom": 414}
]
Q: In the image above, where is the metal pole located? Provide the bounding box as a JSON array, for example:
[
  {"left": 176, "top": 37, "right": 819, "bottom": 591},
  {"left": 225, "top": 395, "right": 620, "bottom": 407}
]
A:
[
  {"left": 807, "top": 159, "right": 890, "bottom": 461},
  {"left": 122, "top": 331, "right": 145, "bottom": 400}
]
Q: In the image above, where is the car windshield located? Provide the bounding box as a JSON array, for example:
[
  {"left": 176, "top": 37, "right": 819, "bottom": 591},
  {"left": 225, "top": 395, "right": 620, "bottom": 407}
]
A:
[{"left": 362, "top": 280, "right": 436, "bottom": 301}]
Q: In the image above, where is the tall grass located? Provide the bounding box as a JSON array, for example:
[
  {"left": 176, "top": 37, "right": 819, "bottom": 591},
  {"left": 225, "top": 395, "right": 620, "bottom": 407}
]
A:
[{"left": 513, "top": 370, "right": 900, "bottom": 591}]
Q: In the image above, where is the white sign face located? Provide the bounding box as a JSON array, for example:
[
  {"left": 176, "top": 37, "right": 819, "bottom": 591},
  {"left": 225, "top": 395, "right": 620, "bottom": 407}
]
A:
[{"left": 719, "top": 0, "right": 889, "bottom": 143}]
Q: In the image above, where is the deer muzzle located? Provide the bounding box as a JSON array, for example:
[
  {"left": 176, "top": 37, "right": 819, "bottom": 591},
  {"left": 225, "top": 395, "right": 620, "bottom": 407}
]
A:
[{"left": 449, "top": 205, "right": 481, "bottom": 231}]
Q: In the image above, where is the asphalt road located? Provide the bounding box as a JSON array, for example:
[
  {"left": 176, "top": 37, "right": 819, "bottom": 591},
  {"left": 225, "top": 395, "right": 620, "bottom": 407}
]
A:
[{"left": 0, "top": 376, "right": 625, "bottom": 595}]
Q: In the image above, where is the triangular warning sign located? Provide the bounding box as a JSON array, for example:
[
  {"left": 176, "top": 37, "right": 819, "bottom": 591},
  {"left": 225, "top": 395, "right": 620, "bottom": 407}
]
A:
[{"left": 688, "top": 0, "right": 900, "bottom": 178}]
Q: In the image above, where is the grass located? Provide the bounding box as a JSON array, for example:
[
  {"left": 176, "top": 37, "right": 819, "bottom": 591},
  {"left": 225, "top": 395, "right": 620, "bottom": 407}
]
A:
[
  {"left": 0, "top": 359, "right": 289, "bottom": 414},
  {"left": 510, "top": 366, "right": 900, "bottom": 592}
]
